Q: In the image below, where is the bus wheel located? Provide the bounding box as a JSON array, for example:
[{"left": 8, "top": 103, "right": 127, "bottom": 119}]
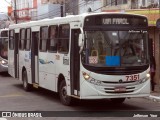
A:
[
  {"left": 59, "top": 80, "right": 72, "bottom": 106},
  {"left": 22, "top": 70, "right": 31, "bottom": 91},
  {"left": 110, "top": 98, "right": 125, "bottom": 104}
]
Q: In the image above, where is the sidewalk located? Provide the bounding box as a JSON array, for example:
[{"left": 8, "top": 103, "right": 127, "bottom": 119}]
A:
[
  {"left": 146, "top": 91, "right": 160, "bottom": 102},
  {"left": 148, "top": 86, "right": 160, "bottom": 102}
]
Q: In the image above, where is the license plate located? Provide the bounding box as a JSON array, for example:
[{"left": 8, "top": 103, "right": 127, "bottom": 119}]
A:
[{"left": 115, "top": 87, "right": 126, "bottom": 92}]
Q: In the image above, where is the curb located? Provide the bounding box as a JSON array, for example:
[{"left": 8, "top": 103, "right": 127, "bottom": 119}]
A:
[
  {"left": 149, "top": 95, "right": 160, "bottom": 101},
  {"left": 145, "top": 95, "right": 160, "bottom": 102}
]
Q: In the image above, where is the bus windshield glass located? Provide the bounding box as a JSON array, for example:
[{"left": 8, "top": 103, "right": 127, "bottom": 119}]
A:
[
  {"left": 82, "top": 30, "right": 148, "bottom": 67},
  {"left": 0, "top": 30, "right": 8, "bottom": 59},
  {"left": 0, "top": 37, "right": 8, "bottom": 59}
]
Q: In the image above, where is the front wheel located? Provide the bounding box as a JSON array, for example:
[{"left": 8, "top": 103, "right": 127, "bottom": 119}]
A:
[
  {"left": 110, "top": 98, "right": 126, "bottom": 104},
  {"left": 59, "top": 80, "right": 72, "bottom": 106}
]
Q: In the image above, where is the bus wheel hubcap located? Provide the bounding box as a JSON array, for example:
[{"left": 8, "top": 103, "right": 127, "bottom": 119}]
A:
[{"left": 62, "top": 86, "right": 67, "bottom": 99}]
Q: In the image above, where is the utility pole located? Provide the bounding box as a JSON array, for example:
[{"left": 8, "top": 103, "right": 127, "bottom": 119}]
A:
[
  {"left": 14, "top": 0, "right": 17, "bottom": 24},
  {"left": 61, "top": 2, "right": 63, "bottom": 17},
  {"left": 159, "top": 0, "right": 160, "bottom": 16},
  {"left": 61, "top": 2, "right": 64, "bottom": 17}
]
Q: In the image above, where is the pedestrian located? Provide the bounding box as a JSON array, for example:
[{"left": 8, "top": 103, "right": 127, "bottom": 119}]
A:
[{"left": 150, "top": 56, "right": 156, "bottom": 91}]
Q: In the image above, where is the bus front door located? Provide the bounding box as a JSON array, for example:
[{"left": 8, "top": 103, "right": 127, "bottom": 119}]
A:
[
  {"left": 31, "top": 32, "right": 39, "bottom": 85},
  {"left": 70, "top": 29, "right": 80, "bottom": 96},
  {"left": 14, "top": 33, "right": 19, "bottom": 78}
]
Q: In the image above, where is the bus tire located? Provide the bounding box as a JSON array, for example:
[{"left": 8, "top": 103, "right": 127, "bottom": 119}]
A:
[
  {"left": 110, "top": 98, "right": 125, "bottom": 104},
  {"left": 22, "top": 70, "right": 31, "bottom": 91},
  {"left": 59, "top": 80, "right": 72, "bottom": 106}
]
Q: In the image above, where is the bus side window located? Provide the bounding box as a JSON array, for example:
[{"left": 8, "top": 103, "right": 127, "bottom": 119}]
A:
[
  {"left": 9, "top": 30, "right": 14, "bottom": 50},
  {"left": 40, "top": 26, "right": 48, "bottom": 52},
  {"left": 19, "top": 29, "right": 26, "bottom": 50},
  {"left": 58, "top": 24, "right": 70, "bottom": 53},
  {"left": 25, "top": 28, "right": 31, "bottom": 51},
  {"left": 48, "top": 25, "right": 58, "bottom": 52}
]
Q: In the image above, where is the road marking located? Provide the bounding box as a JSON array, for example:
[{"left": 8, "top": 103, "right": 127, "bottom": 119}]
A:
[
  {"left": 0, "top": 93, "right": 23, "bottom": 98},
  {"left": 0, "top": 118, "right": 7, "bottom": 120}
]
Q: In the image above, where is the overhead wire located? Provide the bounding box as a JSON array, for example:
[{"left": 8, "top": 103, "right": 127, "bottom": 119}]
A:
[
  {"left": 12, "top": 0, "right": 116, "bottom": 21},
  {"left": 92, "top": 0, "right": 116, "bottom": 12},
  {"left": 4, "top": 0, "right": 12, "bottom": 6},
  {"left": 31, "top": 0, "right": 87, "bottom": 20},
  {"left": 37, "top": 0, "right": 113, "bottom": 20},
  {"left": 36, "top": 0, "right": 116, "bottom": 20}
]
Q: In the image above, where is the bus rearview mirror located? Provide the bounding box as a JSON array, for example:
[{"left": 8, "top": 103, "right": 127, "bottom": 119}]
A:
[
  {"left": 79, "top": 34, "right": 84, "bottom": 54},
  {"left": 78, "top": 34, "right": 83, "bottom": 46}
]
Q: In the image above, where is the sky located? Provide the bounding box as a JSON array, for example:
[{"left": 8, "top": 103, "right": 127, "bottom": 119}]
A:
[{"left": 0, "top": 0, "right": 11, "bottom": 13}]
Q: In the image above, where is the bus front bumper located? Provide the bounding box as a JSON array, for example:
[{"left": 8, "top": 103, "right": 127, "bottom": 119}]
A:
[{"left": 80, "top": 79, "right": 150, "bottom": 99}]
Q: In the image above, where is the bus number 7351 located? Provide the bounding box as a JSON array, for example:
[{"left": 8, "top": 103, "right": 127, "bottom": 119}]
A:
[{"left": 126, "top": 74, "right": 140, "bottom": 81}]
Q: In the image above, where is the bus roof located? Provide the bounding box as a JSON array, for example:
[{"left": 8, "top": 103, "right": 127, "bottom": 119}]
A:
[
  {"left": 0, "top": 28, "right": 9, "bottom": 32},
  {"left": 9, "top": 12, "right": 148, "bottom": 29}
]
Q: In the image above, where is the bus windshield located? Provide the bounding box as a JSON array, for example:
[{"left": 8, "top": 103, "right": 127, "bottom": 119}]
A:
[
  {"left": 0, "top": 37, "right": 8, "bottom": 59},
  {"left": 82, "top": 30, "right": 148, "bottom": 67}
]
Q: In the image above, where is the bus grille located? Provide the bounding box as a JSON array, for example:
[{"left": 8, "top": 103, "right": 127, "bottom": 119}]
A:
[
  {"left": 104, "top": 87, "right": 135, "bottom": 93},
  {"left": 102, "top": 81, "right": 136, "bottom": 84}
]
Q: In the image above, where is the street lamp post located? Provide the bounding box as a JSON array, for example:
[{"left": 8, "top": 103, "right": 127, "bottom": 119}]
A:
[
  {"left": 61, "top": 2, "right": 63, "bottom": 17},
  {"left": 14, "top": 0, "right": 17, "bottom": 24}
]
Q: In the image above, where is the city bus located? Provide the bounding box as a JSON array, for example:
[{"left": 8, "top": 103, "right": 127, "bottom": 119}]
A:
[
  {"left": 8, "top": 12, "right": 150, "bottom": 105},
  {"left": 0, "top": 28, "right": 8, "bottom": 73}
]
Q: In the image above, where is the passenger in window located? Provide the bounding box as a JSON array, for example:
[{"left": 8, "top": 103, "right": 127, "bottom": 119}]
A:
[
  {"left": 58, "top": 41, "right": 67, "bottom": 52},
  {"left": 98, "top": 41, "right": 104, "bottom": 55},
  {"left": 59, "top": 30, "right": 68, "bottom": 52},
  {"left": 58, "top": 25, "right": 69, "bottom": 53},
  {"left": 41, "top": 28, "right": 48, "bottom": 51},
  {"left": 50, "top": 27, "right": 57, "bottom": 51}
]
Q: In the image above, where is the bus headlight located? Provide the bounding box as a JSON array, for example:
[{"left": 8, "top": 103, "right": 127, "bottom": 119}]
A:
[
  {"left": 82, "top": 72, "right": 90, "bottom": 80},
  {"left": 2, "top": 60, "right": 6, "bottom": 64},
  {"left": 139, "top": 73, "right": 150, "bottom": 84},
  {"left": 146, "top": 73, "right": 150, "bottom": 78},
  {"left": 82, "top": 72, "right": 101, "bottom": 85},
  {"left": 1, "top": 60, "right": 8, "bottom": 66}
]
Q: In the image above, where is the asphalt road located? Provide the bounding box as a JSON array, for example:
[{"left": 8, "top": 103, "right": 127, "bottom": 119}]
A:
[{"left": 0, "top": 72, "right": 159, "bottom": 120}]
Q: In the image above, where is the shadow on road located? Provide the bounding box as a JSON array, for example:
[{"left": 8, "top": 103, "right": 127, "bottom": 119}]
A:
[
  {"left": 13, "top": 83, "right": 145, "bottom": 111},
  {"left": 0, "top": 72, "right": 10, "bottom": 77},
  {"left": 13, "top": 83, "right": 59, "bottom": 101}
]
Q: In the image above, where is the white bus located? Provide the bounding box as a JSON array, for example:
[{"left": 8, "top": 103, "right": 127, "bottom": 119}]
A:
[
  {"left": 8, "top": 12, "right": 150, "bottom": 105},
  {"left": 0, "top": 28, "right": 8, "bottom": 72}
]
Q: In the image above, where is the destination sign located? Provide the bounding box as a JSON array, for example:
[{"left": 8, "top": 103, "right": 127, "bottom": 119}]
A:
[
  {"left": 84, "top": 14, "right": 148, "bottom": 27},
  {"left": 102, "top": 18, "right": 129, "bottom": 25}
]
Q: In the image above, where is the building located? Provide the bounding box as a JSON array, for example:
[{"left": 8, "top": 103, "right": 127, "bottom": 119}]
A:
[
  {"left": 78, "top": 0, "right": 102, "bottom": 14},
  {"left": 102, "top": 0, "right": 160, "bottom": 91},
  {"left": 11, "top": 0, "right": 79, "bottom": 23},
  {"left": 11, "top": 0, "right": 38, "bottom": 23},
  {"left": 0, "top": 12, "right": 13, "bottom": 29}
]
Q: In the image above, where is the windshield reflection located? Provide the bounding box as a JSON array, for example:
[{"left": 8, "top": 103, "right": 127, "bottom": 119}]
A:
[
  {"left": 82, "top": 30, "right": 148, "bottom": 67},
  {"left": 0, "top": 38, "right": 8, "bottom": 59}
]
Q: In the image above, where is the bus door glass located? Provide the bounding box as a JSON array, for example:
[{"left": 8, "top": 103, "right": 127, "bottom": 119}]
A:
[
  {"left": 31, "top": 32, "right": 39, "bottom": 84},
  {"left": 45, "top": 25, "right": 58, "bottom": 91},
  {"left": 0, "top": 37, "right": 8, "bottom": 59},
  {"left": 70, "top": 29, "right": 80, "bottom": 96},
  {"left": 39, "top": 26, "right": 48, "bottom": 87}
]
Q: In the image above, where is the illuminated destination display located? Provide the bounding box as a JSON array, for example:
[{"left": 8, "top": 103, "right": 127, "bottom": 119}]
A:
[
  {"left": 102, "top": 18, "right": 129, "bottom": 25},
  {"left": 84, "top": 14, "right": 148, "bottom": 27}
]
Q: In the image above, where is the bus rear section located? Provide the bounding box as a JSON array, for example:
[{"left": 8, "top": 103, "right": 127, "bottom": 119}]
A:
[{"left": 0, "top": 29, "right": 8, "bottom": 73}]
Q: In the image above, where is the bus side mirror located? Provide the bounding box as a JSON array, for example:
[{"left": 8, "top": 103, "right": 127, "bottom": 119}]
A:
[
  {"left": 79, "top": 34, "right": 84, "bottom": 54},
  {"left": 78, "top": 34, "right": 83, "bottom": 46}
]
